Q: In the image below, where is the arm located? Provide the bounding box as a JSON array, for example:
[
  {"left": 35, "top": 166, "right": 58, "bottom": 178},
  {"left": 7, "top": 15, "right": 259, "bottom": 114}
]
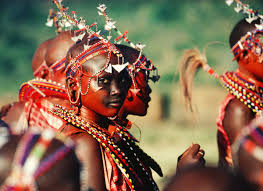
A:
[
  {"left": 70, "top": 131, "right": 107, "bottom": 191},
  {"left": 3, "top": 102, "right": 26, "bottom": 133},
  {"left": 222, "top": 98, "right": 255, "bottom": 144},
  {"left": 222, "top": 98, "right": 255, "bottom": 167}
]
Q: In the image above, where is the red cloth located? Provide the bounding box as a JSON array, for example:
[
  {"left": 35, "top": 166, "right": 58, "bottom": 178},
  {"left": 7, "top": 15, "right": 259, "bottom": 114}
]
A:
[
  {"left": 216, "top": 93, "right": 235, "bottom": 167},
  {"left": 61, "top": 125, "right": 131, "bottom": 191},
  {"left": 24, "top": 99, "right": 65, "bottom": 132},
  {"left": 104, "top": 150, "right": 129, "bottom": 191}
]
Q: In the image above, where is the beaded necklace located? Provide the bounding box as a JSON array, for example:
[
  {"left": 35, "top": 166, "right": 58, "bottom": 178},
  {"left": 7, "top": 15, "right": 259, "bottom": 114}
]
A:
[
  {"left": 19, "top": 78, "right": 67, "bottom": 102},
  {"left": 219, "top": 72, "right": 263, "bottom": 114},
  {"left": 50, "top": 105, "right": 160, "bottom": 191}
]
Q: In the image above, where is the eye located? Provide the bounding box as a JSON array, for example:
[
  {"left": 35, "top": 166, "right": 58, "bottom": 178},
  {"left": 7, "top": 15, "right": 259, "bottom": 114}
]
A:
[
  {"left": 120, "top": 75, "right": 127, "bottom": 83},
  {"left": 98, "top": 77, "right": 111, "bottom": 85}
]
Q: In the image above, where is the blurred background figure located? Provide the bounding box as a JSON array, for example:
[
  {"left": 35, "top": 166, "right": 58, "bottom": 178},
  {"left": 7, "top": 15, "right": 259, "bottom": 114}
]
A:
[
  {"left": 163, "top": 166, "right": 254, "bottom": 191},
  {"left": 0, "top": 129, "right": 80, "bottom": 191}
]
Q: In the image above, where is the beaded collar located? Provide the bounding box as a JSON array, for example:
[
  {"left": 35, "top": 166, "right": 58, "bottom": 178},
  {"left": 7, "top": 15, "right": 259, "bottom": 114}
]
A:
[
  {"left": 19, "top": 78, "right": 68, "bottom": 102},
  {"left": 220, "top": 71, "right": 263, "bottom": 114},
  {"left": 50, "top": 105, "right": 161, "bottom": 191}
]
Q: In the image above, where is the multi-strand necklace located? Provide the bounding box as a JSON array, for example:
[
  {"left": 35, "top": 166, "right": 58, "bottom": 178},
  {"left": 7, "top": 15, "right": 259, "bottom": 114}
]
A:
[
  {"left": 220, "top": 72, "right": 263, "bottom": 114},
  {"left": 50, "top": 105, "right": 160, "bottom": 191},
  {"left": 19, "top": 78, "right": 68, "bottom": 102}
]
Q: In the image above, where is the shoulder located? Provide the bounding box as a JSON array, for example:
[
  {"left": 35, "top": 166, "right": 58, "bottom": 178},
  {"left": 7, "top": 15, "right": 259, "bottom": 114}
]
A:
[
  {"left": 60, "top": 123, "right": 102, "bottom": 159},
  {"left": 223, "top": 98, "right": 255, "bottom": 144},
  {"left": 61, "top": 124, "right": 107, "bottom": 190},
  {"left": 3, "top": 102, "right": 26, "bottom": 130}
]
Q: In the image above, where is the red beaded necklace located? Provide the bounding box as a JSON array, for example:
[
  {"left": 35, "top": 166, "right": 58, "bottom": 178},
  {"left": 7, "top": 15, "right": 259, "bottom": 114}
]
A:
[
  {"left": 220, "top": 72, "right": 263, "bottom": 114},
  {"left": 50, "top": 105, "right": 160, "bottom": 191},
  {"left": 19, "top": 78, "right": 67, "bottom": 102}
]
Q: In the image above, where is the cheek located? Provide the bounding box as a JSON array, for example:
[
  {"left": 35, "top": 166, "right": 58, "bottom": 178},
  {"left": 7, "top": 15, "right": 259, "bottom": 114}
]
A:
[{"left": 55, "top": 72, "right": 66, "bottom": 85}]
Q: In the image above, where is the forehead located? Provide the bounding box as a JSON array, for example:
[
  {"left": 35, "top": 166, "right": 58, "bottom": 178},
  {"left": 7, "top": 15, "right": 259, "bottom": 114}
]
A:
[{"left": 82, "top": 53, "right": 121, "bottom": 75}]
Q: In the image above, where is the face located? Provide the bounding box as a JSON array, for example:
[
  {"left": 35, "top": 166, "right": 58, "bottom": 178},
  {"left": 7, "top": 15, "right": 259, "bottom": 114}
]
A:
[
  {"left": 77, "top": 53, "right": 131, "bottom": 117},
  {"left": 238, "top": 33, "right": 263, "bottom": 81},
  {"left": 122, "top": 69, "right": 152, "bottom": 116}
]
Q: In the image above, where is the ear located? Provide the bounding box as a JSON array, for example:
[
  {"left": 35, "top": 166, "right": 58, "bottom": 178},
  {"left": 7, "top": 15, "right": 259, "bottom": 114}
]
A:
[
  {"left": 240, "top": 50, "right": 249, "bottom": 62},
  {"left": 127, "top": 90, "right": 133, "bottom": 102},
  {"left": 40, "top": 68, "right": 50, "bottom": 79},
  {"left": 66, "top": 76, "right": 80, "bottom": 105}
]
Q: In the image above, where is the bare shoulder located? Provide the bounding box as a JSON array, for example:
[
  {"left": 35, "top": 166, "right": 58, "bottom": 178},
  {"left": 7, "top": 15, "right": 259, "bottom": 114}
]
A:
[
  {"left": 3, "top": 102, "right": 26, "bottom": 129},
  {"left": 61, "top": 124, "right": 107, "bottom": 191},
  {"left": 223, "top": 98, "right": 255, "bottom": 144}
]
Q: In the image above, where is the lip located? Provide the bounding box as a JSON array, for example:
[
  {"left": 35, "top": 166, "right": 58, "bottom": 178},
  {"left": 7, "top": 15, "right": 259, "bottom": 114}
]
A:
[
  {"left": 108, "top": 99, "right": 122, "bottom": 108},
  {"left": 137, "top": 94, "right": 151, "bottom": 105}
]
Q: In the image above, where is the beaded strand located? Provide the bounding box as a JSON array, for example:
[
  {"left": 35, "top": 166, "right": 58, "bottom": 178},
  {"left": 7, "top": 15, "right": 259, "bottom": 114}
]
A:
[
  {"left": 50, "top": 105, "right": 160, "bottom": 191},
  {"left": 220, "top": 72, "right": 263, "bottom": 114}
]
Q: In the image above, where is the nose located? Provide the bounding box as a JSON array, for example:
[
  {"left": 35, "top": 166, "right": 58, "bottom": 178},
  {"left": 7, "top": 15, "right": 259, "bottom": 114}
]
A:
[
  {"left": 110, "top": 79, "right": 121, "bottom": 96},
  {"left": 146, "top": 84, "right": 152, "bottom": 95}
]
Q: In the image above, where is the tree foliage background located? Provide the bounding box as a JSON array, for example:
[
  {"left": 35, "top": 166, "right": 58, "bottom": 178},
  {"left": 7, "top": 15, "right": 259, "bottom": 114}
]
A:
[{"left": 0, "top": 0, "right": 262, "bottom": 95}]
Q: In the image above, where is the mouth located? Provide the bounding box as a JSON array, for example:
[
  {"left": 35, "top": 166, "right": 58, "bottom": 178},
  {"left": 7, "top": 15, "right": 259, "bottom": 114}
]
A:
[
  {"left": 108, "top": 99, "right": 123, "bottom": 108},
  {"left": 137, "top": 94, "right": 151, "bottom": 105}
]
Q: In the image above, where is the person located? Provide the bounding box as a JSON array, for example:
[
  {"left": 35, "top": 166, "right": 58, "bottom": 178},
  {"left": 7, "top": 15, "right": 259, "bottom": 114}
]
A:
[
  {"left": 233, "top": 117, "right": 263, "bottom": 190},
  {"left": 114, "top": 44, "right": 205, "bottom": 176},
  {"left": 163, "top": 166, "right": 254, "bottom": 191},
  {"left": 180, "top": 14, "right": 263, "bottom": 169},
  {"left": 0, "top": 128, "right": 80, "bottom": 191},
  {"left": 51, "top": 32, "right": 158, "bottom": 190},
  {"left": 3, "top": 30, "right": 76, "bottom": 134}
]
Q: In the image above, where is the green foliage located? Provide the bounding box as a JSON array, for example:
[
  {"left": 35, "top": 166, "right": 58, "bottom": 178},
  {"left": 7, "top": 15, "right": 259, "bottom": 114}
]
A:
[{"left": 0, "top": 0, "right": 262, "bottom": 95}]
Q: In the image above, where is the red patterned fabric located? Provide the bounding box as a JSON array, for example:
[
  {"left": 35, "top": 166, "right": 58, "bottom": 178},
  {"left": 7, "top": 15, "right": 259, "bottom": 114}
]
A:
[
  {"left": 104, "top": 150, "right": 129, "bottom": 191},
  {"left": 24, "top": 99, "right": 65, "bottom": 132},
  {"left": 216, "top": 93, "right": 235, "bottom": 167}
]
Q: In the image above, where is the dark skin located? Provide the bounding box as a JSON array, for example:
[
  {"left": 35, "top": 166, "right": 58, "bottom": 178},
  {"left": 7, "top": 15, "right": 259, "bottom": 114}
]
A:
[
  {"left": 3, "top": 31, "right": 75, "bottom": 131},
  {"left": 0, "top": 134, "right": 80, "bottom": 191},
  {"left": 163, "top": 166, "right": 253, "bottom": 191},
  {"left": 218, "top": 50, "right": 260, "bottom": 168},
  {"left": 64, "top": 43, "right": 131, "bottom": 190},
  {"left": 238, "top": 139, "right": 263, "bottom": 190},
  {"left": 116, "top": 45, "right": 206, "bottom": 173}
]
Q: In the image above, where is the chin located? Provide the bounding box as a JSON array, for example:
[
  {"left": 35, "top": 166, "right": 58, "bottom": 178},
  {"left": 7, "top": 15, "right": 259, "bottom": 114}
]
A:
[
  {"left": 102, "top": 109, "right": 119, "bottom": 118},
  {"left": 132, "top": 108, "right": 148, "bottom": 117}
]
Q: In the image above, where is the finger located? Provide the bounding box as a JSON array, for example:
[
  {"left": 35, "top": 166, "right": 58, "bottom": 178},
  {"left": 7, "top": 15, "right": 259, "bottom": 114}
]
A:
[
  {"left": 188, "top": 144, "right": 201, "bottom": 156},
  {"left": 180, "top": 144, "right": 194, "bottom": 157},
  {"left": 199, "top": 157, "right": 206, "bottom": 167},
  {"left": 195, "top": 149, "right": 205, "bottom": 159}
]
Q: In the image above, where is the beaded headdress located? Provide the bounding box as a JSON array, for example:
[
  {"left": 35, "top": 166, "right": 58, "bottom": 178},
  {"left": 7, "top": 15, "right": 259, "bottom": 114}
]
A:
[
  {"left": 226, "top": 0, "right": 263, "bottom": 61},
  {"left": 46, "top": 0, "right": 159, "bottom": 94}
]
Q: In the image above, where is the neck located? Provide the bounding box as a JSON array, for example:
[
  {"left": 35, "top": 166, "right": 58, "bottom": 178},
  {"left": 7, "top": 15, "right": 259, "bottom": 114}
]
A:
[
  {"left": 46, "top": 97, "right": 71, "bottom": 109},
  {"left": 236, "top": 68, "right": 263, "bottom": 87},
  {"left": 117, "top": 107, "right": 128, "bottom": 120},
  {"left": 79, "top": 105, "right": 110, "bottom": 129}
]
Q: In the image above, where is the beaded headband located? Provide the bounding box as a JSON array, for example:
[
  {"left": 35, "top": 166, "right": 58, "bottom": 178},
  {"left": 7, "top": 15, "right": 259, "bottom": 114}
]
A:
[
  {"left": 226, "top": 0, "right": 263, "bottom": 60},
  {"left": 47, "top": 0, "right": 158, "bottom": 74},
  {"left": 33, "top": 57, "right": 66, "bottom": 79},
  {"left": 47, "top": 0, "right": 160, "bottom": 96}
]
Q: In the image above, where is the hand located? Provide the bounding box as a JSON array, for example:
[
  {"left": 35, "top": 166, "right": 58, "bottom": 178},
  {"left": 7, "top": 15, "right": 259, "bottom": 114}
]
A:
[
  {"left": 176, "top": 144, "right": 205, "bottom": 174},
  {"left": 0, "top": 102, "right": 15, "bottom": 119}
]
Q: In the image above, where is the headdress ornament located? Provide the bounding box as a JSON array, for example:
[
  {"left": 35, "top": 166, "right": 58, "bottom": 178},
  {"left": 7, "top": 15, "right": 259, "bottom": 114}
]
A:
[
  {"left": 47, "top": 0, "right": 159, "bottom": 96},
  {"left": 226, "top": 0, "right": 263, "bottom": 61}
]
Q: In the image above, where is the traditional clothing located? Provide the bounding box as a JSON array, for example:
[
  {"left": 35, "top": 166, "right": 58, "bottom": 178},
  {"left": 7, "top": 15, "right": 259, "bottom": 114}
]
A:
[
  {"left": 217, "top": 71, "right": 263, "bottom": 167},
  {"left": 0, "top": 129, "right": 75, "bottom": 191},
  {"left": 12, "top": 78, "right": 69, "bottom": 135},
  {"left": 51, "top": 105, "right": 160, "bottom": 191}
]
